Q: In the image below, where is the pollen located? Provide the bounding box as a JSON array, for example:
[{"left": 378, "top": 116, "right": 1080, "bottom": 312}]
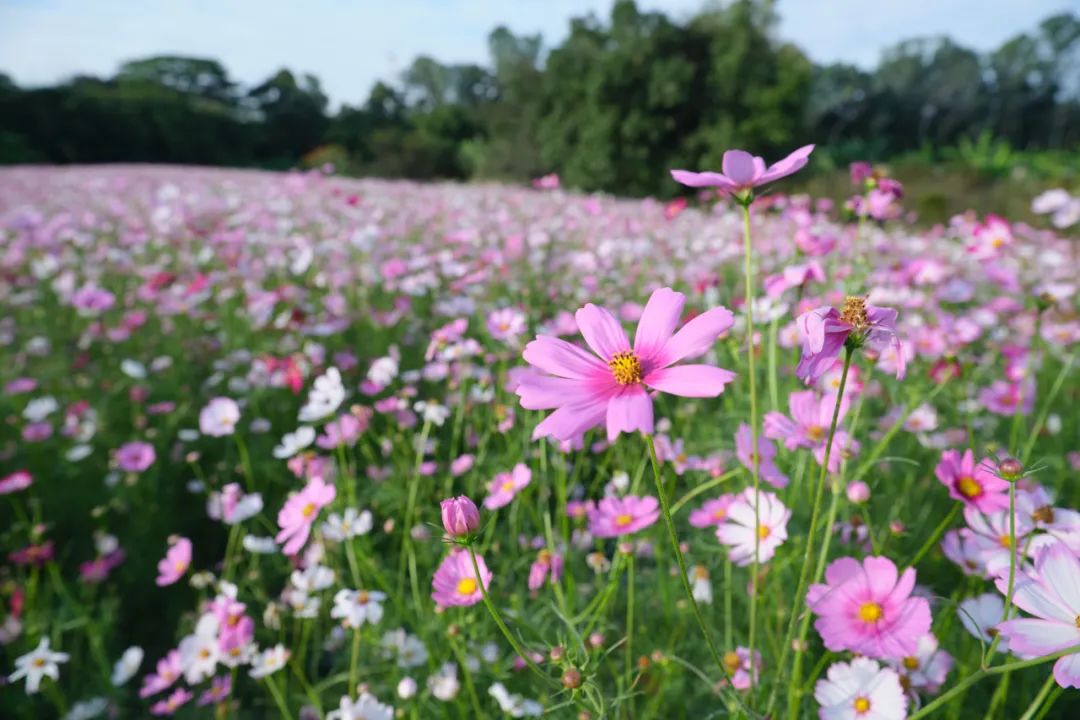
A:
[
  {"left": 456, "top": 578, "right": 478, "bottom": 595},
  {"left": 615, "top": 513, "right": 633, "bottom": 527},
  {"left": 758, "top": 525, "right": 771, "bottom": 539},
  {"left": 956, "top": 476, "right": 982, "bottom": 498},
  {"left": 840, "top": 295, "right": 870, "bottom": 330},
  {"left": 857, "top": 601, "right": 883, "bottom": 623},
  {"left": 854, "top": 696, "right": 871, "bottom": 713},
  {"left": 723, "top": 651, "right": 741, "bottom": 671},
  {"left": 608, "top": 351, "right": 643, "bottom": 385},
  {"left": 356, "top": 591, "right": 370, "bottom": 604},
  {"left": 806, "top": 425, "right": 825, "bottom": 442},
  {"left": 902, "top": 656, "right": 919, "bottom": 670},
  {"left": 301, "top": 502, "right": 316, "bottom": 518}
]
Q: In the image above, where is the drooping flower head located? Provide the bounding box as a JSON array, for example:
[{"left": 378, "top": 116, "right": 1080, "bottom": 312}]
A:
[
  {"left": 796, "top": 297, "right": 904, "bottom": 384},
  {"left": 515, "top": 288, "right": 735, "bottom": 443},
  {"left": 807, "top": 556, "right": 931, "bottom": 659}
]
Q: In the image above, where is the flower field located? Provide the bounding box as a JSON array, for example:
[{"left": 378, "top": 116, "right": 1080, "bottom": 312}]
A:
[{"left": 1, "top": 158, "right": 1079, "bottom": 719}]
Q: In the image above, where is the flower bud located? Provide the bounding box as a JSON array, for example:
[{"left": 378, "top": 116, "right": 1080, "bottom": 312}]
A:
[
  {"left": 845, "top": 481, "right": 870, "bottom": 504},
  {"left": 440, "top": 496, "right": 480, "bottom": 538},
  {"left": 998, "top": 458, "right": 1023, "bottom": 482},
  {"left": 562, "top": 668, "right": 583, "bottom": 690}
]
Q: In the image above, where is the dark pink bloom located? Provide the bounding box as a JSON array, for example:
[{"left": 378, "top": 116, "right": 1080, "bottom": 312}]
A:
[
  {"left": 156, "top": 538, "right": 192, "bottom": 587},
  {"left": 527, "top": 550, "right": 564, "bottom": 591},
  {"left": 807, "top": 556, "right": 931, "bottom": 659},
  {"left": 151, "top": 687, "right": 193, "bottom": 716},
  {"left": 8, "top": 541, "right": 54, "bottom": 567},
  {"left": 0, "top": 470, "right": 32, "bottom": 495},
  {"left": 440, "top": 496, "right": 480, "bottom": 537},
  {"left": 197, "top": 675, "right": 232, "bottom": 706},
  {"left": 588, "top": 495, "right": 659, "bottom": 537},
  {"left": 935, "top": 450, "right": 1009, "bottom": 513},
  {"left": 671, "top": 145, "right": 814, "bottom": 193},
  {"left": 764, "top": 390, "right": 848, "bottom": 451},
  {"left": 689, "top": 495, "right": 737, "bottom": 528},
  {"left": 516, "top": 288, "right": 735, "bottom": 443}
]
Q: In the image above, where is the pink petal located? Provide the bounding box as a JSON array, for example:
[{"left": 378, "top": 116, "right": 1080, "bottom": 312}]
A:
[
  {"left": 1054, "top": 653, "right": 1080, "bottom": 689},
  {"left": 532, "top": 399, "right": 607, "bottom": 442},
  {"left": 576, "top": 304, "right": 630, "bottom": 362},
  {"left": 998, "top": 618, "right": 1080, "bottom": 657},
  {"left": 1037, "top": 543, "right": 1080, "bottom": 616},
  {"left": 605, "top": 389, "right": 653, "bottom": 442},
  {"left": 522, "top": 336, "right": 607, "bottom": 379},
  {"left": 634, "top": 287, "right": 685, "bottom": 362},
  {"left": 759, "top": 144, "right": 815, "bottom": 184},
  {"left": 516, "top": 375, "right": 594, "bottom": 410},
  {"left": 669, "top": 170, "right": 735, "bottom": 190},
  {"left": 721, "top": 150, "right": 760, "bottom": 187},
  {"left": 655, "top": 306, "right": 734, "bottom": 367},
  {"left": 645, "top": 364, "right": 735, "bottom": 397}
]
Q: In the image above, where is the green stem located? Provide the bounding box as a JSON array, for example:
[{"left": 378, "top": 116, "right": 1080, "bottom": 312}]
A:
[
  {"left": 772, "top": 345, "right": 853, "bottom": 719},
  {"left": 348, "top": 628, "right": 361, "bottom": 700},
  {"left": 740, "top": 202, "right": 762, "bottom": 697},
  {"left": 986, "top": 482, "right": 1018, "bottom": 664},
  {"left": 908, "top": 644, "right": 1080, "bottom": 720},
  {"left": 626, "top": 552, "right": 635, "bottom": 690},
  {"left": 466, "top": 545, "right": 556, "bottom": 687},
  {"left": 904, "top": 504, "right": 961, "bottom": 569},
  {"left": 1022, "top": 352, "right": 1076, "bottom": 463},
  {"left": 1017, "top": 674, "right": 1056, "bottom": 720},
  {"left": 264, "top": 675, "right": 294, "bottom": 720},
  {"left": 397, "top": 420, "right": 432, "bottom": 608}
]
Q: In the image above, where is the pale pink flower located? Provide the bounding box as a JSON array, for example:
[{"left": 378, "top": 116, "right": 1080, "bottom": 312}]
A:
[
  {"left": 115, "top": 441, "right": 156, "bottom": 472},
  {"left": 885, "top": 633, "right": 952, "bottom": 696},
  {"left": 671, "top": 145, "right": 815, "bottom": 193},
  {"left": 483, "top": 463, "right": 532, "bottom": 510},
  {"left": 689, "top": 495, "right": 737, "bottom": 528},
  {"left": 0, "top": 470, "right": 32, "bottom": 495},
  {"left": 588, "top": 495, "right": 659, "bottom": 538},
  {"left": 431, "top": 548, "right": 491, "bottom": 607},
  {"left": 155, "top": 538, "right": 192, "bottom": 587},
  {"left": 275, "top": 476, "right": 336, "bottom": 556},
  {"left": 721, "top": 646, "right": 762, "bottom": 691},
  {"left": 199, "top": 397, "right": 240, "bottom": 437},
  {"left": 735, "top": 423, "right": 788, "bottom": 488}
]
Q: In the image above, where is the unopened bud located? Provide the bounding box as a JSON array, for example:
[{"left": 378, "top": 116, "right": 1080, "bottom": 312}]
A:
[
  {"left": 562, "top": 668, "right": 583, "bottom": 689},
  {"left": 998, "top": 458, "right": 1023, "bottom": 481}
]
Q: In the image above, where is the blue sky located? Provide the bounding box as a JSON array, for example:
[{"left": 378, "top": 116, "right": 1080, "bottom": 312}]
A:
[{"left": 1, "top": 0, "right": 1075, "bottom": 107}]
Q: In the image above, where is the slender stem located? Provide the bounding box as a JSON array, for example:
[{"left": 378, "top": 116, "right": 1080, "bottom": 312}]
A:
[
  {"left": 987, "top": 483, "right": 1018, "bottom": 665},
  {"left": 1022, "top": 352, "right": 1076, "bottom": 463},
  {"left": 348, "top": 628, "right": 361, "bottom": 700},
  {"left": 644, "top": 434, "right": 751, "bottom": 715},
  {"left": 849, "top": 380, "right": 949, "bottom": 484},
  {"left": 397, "top": 420, "right": 431, "bottom": 606},
  {"left": 466, "top": 544, "right": 556, "bottom": 687},
  {"left": 904, "top": 504, "right": 961, "bottom": 569},
  {"left": 740, "top": 202, "right": 762, "bottom": 696},
  {"left": 908, "top": 643, "right": 1080, "bottom": 719},
  {"left": 626, "top": 552, "right": 635, "bottom": 689},
  {"left": 771, "top": 346, "right": 853, "bottom": 719},
  {"left": 1018, "top": 674, "right": 1056, "bottom": 720},
  {"left": 234, "top": 434, "right": 256, "bottom": 493},
  {"left": 264, "top": 675, "right": 294, "bottom": 720}
]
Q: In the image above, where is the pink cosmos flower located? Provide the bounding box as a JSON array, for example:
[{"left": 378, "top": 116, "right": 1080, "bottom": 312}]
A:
[
  {"left": 716, "top": 488, "right": 790, "bottom": 566},
  {"left": 0, "top": 470, "right": 32, "bottom": 494},
  {"left": 967, "top": 214, "right": 1012, "bottom": 260},
  {"left": 316, "top": 412, "right": 366, "bottom": 449},
  {"left": 689, "top": 495, "right": 737, "bottom": 529},
  {"left": 440, "top": 496, "right": 480, "bottom": 537},
  {"left": 979, "top": 379, "right": 1034, "bottom": 416},
  {"left": 807, "top": 556, "right": 932, "bottom": 659},
  {"left": 670, "top": 145, "right": 815, "bottom": 194},
  {"left": 431, "top": 548, "right": 492, "bottom": 607},
  {"left": 275, "top": 476, "right": 336, "bottom": 556},
  {"left": 483, "top": 463, "right": 532, "bottom": 510},
  {"left": 115, "top": 441, "right": 156, "bottom": 472},
  {"left": 735, "top": 423, "right": 789, "bottom": 488},
  {"left": 151, "top": 687, "right": 193, "bottom": 716},
  {"left": 156, "top": 537, "right": 192, "bottom": 587},
  {"left": 996, "top": 543, "right": 1080, "bottom": 688},
  {"left": 199, "top": 397, "right": 240, "bottom": 437},
  {"left": 527, "top": 549, "right": 564, "bottom": 591},
  {"left": 515, "top": 287, "right": 735, "bottom": 443},
  {"left": 885, "top": 633, "right": 952, "bottom": 697},
  {"left": 763, "top": 261, "right": 826, "bottom": 298},
  {"left": 139, "top": 650, "right": 183, "bottom": 698},
  {"left": 197, "top": 675, "right": 232, "bottom": 706},
  {"left": 796, "top": 298, "right": 904, "bottom": 384},
  {"left": 721, "top": 646, "right": 762, "bottom": 690},
  {"left": 961, "top": 505, "right": 1033, "bottom": 578},
  {"left": 764, "top": 390, "right": 849, "bottom": 452},
  {"left": 487, "top": 307, "right": 527, "bottom": 343},
  {"left": 934, "top": 449, "right": 1009, "bottom": 513},
  {"left": 814, "top": 657, "right": 907, "bottom": 720},
  {"left": 588, "top": 495, "right": 660, "bottom": 537}
]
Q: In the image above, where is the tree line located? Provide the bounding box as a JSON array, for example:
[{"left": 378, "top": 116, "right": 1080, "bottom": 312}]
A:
[{"left": 1, "top": 0, "right": 1077, "bottom": 197}]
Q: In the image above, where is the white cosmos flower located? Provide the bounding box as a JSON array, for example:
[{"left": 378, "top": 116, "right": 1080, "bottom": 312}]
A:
[
  {"left": 716, "top": 488, "right": 791, "bottom": 566},
  {"left": 273, "top": 426, "right": 315, "bottom": 458},
  {"left": 413, "top": 400, "right": 450, "bottom": 426},
  {"left": 321, "top": 508, "right": 373, "bottom": 542},
  {"left": 22, "top": 397, "right": 58, "bottom": 422},
  {"left": 243, "top": 535, "right": 278, "bottom": 554},
  {"left": 290, "top": 563, "right": 335, "bottom": 592},
  {"left": 66, "top": 445, "right": 93, "bottom": 462},
  {"left": 8, "top": 637, "right": 70, "bottom": 694},
  {"left": 64, "top": 697, "right": 108, "bottom": 720},
  {"left": 120, "top": 359, "right": 147, "bottom": 379},
  {"left": 427, "top": 662, "right": 460, "bottom": 701},
  {"left": 178, "top": 614, "right": 219, "bottom": 684},
  {"left": 489, "top": 682, "right": 543, "bottom": 717},
  {"left": 330, "top": 589, "right": 386, "bottom": 629},
  {"left": 814, "top": 657, "right": 906, "bottom": 720},
  {"left": 111, "top": 646, "right": 143, "bottom": 686},
  {"left": 298, "top": 367, "right": 345, "bottom": 422},
  {"left": 382, "top": 629, "right": 428, "bottom": 668},
  {"left": 249, "top": 644, "right": 290, "bottom": 678},
  {"left": 199, "top": 397, "right": 241, "bottom": 437},
  {"left": 327, "top": 692, "right": 394, "bottom": 720}
]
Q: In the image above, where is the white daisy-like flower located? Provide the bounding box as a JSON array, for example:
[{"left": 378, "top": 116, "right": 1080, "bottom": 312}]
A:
[
  {"left": 249, "top": 644, "right": 290, "bottom": 678},
  {"left": 8, "top": 637, "right": 70, "bottom": 694},
  {"left": 330, "top": 589, "right": 386, "bottom": 629},
  {"left": 298, "top": 367, "right": 345, "bottom": 422},
  {"left": 111, "top": 646, "right": 143, "bottom": 686},
  {"left": 814, "top": 657, "right": 907, "bottom": 720},
  {"left": 327, "top": 692, "right": 393, "bottom": 720},
  {"left": 321, "top": 508, "right": 373, "bottom": 542},
  {"left": 272, "top": 426, "right": 316, "bottom": 459}
]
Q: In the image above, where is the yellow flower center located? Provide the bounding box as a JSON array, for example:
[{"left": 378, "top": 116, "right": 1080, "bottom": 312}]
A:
[
  {"left": 999, "top": 535, "right": 1013, "bottom": 548},
  {"left": 840, "top": 296, "right": 870, "bottom": 330},
  {"left": 301, "top": 502, "right": 316, "bottom": 518},
  {"left": 758, "top": 525, "right": 771, "bottom": 539},
  {"left": 1033, "top": 505, "right": 1055, "bottom": 524},
  {"left": 1075, "top": 615, "right": 1080, "bottom": 629},
  {"left": 608, "top": 351, "right": 643, "bottom": 385},
  {"left": 32, "top": 657, "right": 46, "bottom": 668},
  {"left": 902, "top": 656, "right": 919, "bottom": 670},
  {"left": 857, "top": 602, "right": 883, "bottom": 623},
  {"left": 956, "top": 476, "right": 982, "bottom": 498},
  {"left": 712, "top": 509, "right": 727, "bottom": 520},
  {"left": 356, "top": 591, "right": 370, "bottom": 605},
  {"left": 501, "top": 479, "right": 516, "bottom": 491},
  {"left": 457, "top": 578, "right": 478, "bottom": 595},
  {"left": 615, "top": 513, "right": 633, "bottom": 527},
  {"left": 854, "top": 696, "right": 871, "bottom": 713},
  {"left": 806, "top": 425, "right": 825, "bottom": 442},
  {"left": 723, "top": 651, "right": 741, "bottom": 672}
]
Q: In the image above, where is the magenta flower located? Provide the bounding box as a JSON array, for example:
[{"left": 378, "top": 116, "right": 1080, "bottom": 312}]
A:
[
  {"left": 515, "top": 287, "right": 735, "bottom": 443},
  {"left": 671, "top": 145, "right": 815, "bottom": 194},
  {"left": 721, "top": 646, "right": 762, "bottom": 691},
  {"left": 588, "top": 495, "right": 660, "bottom": 537},
  {"left": 0, "top": 470, "right": 32, "bottom": 495},
  {"left": 763, "top": 261, "right": 825, "bottom": 298},
  {"left": 996, "top": 543, "right": 1080, "bottom": 688},
  {"left": 440, "top": 495, "right": 480, "bottom": 537},
  {"left": 155, "top": 537, "right": 192, "bottom": 587},
  {"left": 483, "top": 463, "right": 532, "bottom": 510},
  {"left": 764, "top": 390, "right": 849, "bottom": 451},
  {"left": 935, "top": 449, "right": 1009, "bottom": 513},
  {"left": 527, "top": 549, "right": 564, "bottom": 591},
  {"left": 807, "top": 556, "right": 931, "bottom": 659},
  {"left": 150, "top": 687, "right": 193, "bottom": 716},
  {"left": 275, "top": 475, "right": 336, "bottom": 556},
  {"left": 431, "top": 548, "right": 491, "bottom": 607},
  {"left": 139, "top": 650, "right": 183, "bottom": 698},
  {"left": 115, "top": 441, "right": 156, "bottom": 472},
  {"left": 735, "top": 423, "right": 789, "bottom": 488},
  {"left": 796, "top": 297, "right": 905, "bottom": 384}
]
